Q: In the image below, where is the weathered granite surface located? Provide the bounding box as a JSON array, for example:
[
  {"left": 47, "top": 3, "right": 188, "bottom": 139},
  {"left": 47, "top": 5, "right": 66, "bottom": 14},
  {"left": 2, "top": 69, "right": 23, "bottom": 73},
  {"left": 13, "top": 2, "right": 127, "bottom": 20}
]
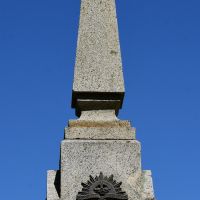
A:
[
  {"left": 78, "top": 110, "right": 119, "bottom": 121},
  {"left": 65, "top": 125, "right": 135, "bottom": 140},
  {"left": 73, "top": 0, "right": 124, "bottom": 93},
  {"left": 60, "top": 140, "right": 142, "bottom": 200},
  {"left": 65, "top": 110, "right": 136, "bottom": 139},
  {"left": 141, "top": 171, "right": 155, "bottom": 200},
  {"left": 47, "top": 111, "right": 155, "bottom": 200},
  {"left": 72, "top": 0, "right": 125, "bottom": 115},
  {"left": 47, "top": 170, "right": 60, "bottom": 200},
  {"left": 47, "top": 170, "right": 155, "bottom": 200}
]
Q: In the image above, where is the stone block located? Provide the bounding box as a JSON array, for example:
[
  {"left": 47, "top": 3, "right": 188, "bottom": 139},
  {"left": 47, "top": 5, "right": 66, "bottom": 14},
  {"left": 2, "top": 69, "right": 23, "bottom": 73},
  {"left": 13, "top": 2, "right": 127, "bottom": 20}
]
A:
[
  {"left": 65, "top": 123, "right": 135, "bottom": 140},
  {"left": 65, "top": 110, "right": 136, "bottom": 140},
  {"left": 47, "top": 170, "right": 60, "bottom": 200},
  {"left": 60, "top": 139, "right": 142, "bottom": 200},
  {"left": 141, "top": 171, "right": 155, "bottom": 200}
]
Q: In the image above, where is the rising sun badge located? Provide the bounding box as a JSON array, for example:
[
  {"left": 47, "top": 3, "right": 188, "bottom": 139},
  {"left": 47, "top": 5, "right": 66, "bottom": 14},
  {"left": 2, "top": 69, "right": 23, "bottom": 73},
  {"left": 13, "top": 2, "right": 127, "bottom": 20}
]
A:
[{"left": 76, "top": 172, "right": 128, "bottom": 200}]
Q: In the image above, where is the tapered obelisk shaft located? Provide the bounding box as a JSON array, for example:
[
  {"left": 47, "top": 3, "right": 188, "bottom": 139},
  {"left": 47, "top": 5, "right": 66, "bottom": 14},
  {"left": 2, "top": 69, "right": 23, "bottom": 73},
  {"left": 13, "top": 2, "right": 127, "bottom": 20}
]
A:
[{"left": 72, "top": 0, "right": 125, "bottom": 116}]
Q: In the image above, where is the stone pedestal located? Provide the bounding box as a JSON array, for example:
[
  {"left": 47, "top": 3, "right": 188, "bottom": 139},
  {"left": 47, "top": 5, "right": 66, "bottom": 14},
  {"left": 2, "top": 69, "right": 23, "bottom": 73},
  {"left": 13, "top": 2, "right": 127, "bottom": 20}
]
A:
[
  {"left": 60, "top": 140, "right": 141, "bottom": 200},
  {"left": 47, "top": 111, "right": 155, "bottom": 200}
]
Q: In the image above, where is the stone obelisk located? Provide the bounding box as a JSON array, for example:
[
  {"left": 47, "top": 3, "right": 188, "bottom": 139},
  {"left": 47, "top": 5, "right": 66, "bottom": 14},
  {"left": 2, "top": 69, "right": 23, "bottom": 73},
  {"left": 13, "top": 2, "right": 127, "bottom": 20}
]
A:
[{"left": 46, "top": 1, "right": 155, "bottom": 200}]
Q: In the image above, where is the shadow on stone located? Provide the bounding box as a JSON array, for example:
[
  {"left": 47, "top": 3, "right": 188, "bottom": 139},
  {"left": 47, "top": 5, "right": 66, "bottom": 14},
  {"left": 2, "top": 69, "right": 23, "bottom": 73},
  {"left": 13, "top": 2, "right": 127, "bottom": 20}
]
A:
[{"left": 54, "top": 170, "right": 60, "bottom": 197}]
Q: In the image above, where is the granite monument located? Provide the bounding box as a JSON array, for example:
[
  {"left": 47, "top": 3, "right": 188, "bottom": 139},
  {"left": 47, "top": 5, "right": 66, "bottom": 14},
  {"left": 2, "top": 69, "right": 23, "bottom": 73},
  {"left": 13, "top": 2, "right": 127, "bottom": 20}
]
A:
[{"left": 46, "top": 1, "right": 156, "bottom": 200}]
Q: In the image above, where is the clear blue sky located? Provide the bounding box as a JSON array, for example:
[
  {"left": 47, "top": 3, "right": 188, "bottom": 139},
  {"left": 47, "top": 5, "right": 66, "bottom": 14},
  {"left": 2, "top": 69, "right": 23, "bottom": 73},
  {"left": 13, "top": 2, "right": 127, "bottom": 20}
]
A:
[{"left": 0, "top": 0, "right": 200, "bottom": 199}]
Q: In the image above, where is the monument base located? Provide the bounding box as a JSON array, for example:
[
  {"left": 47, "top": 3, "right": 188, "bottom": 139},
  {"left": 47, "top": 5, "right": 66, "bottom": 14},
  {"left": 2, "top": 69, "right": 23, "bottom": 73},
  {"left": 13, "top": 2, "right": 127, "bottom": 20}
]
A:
[
  {"left": 47, "top": 170, "right": 154, "bottom": 200},
  {"left": 47, "top": 111, "right": 155, "bottom": 200}
]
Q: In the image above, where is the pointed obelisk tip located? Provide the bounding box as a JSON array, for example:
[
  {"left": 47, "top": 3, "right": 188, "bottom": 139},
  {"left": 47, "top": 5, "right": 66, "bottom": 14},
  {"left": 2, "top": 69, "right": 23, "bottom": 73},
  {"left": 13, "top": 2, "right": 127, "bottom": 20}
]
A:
[{"left": 72, "top": 0, "right": 125, "bottom": 116}]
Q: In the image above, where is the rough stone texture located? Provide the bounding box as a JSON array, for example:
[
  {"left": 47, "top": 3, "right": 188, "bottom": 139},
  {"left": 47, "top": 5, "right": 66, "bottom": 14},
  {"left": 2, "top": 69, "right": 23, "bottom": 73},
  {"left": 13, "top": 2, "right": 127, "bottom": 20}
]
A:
[
  {"left": 47, "top": 169, "right": 155, "bottom": 200},
  {"left": 60, "top": 140, "right": 142, "bottom": 200},
  {"left": 79, "top": 110, "right": 119, "bottom": 121},
  {"left": 46, "top": 112, "right": 156, "bottom": 200},
  {"left": 141, "top": 171, "right": 155, "bottom": 200},
  {"left": 65, "top": 110, "right": 136, "bottom": 139},
  {"left": 47, "top": 170, "right": 60, "bottom": 200},
  {"left": 65, "top": 126, "right": 135, "bottom": 140},
  {"left": 73, "top": 0, "right": 124, "bottom": 92},
  {"left": 72, "top": 0, "right": 125, "bottom": 114}
]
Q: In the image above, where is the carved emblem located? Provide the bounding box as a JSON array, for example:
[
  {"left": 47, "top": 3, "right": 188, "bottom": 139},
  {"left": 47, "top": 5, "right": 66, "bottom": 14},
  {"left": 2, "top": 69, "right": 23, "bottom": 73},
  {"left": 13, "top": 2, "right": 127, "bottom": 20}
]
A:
[{"left": 76, "top": 172, "right": 128, "bottom": 200}]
